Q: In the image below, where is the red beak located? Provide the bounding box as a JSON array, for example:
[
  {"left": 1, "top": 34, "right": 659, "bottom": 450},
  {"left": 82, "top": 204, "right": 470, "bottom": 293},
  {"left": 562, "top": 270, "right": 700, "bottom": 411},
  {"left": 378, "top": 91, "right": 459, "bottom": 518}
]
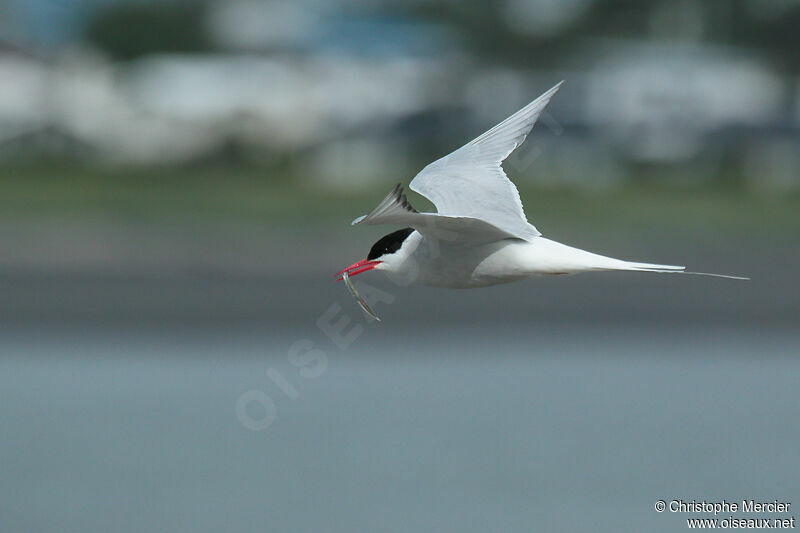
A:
[{"left": 335, "top": 259, "right": 381, "bottom": 281}]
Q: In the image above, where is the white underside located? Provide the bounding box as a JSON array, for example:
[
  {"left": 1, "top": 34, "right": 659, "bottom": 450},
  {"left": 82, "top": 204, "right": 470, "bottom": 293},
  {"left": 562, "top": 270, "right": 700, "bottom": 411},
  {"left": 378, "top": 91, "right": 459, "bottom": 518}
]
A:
[{"left": 379, "top": 232, "right": 685, "bottom": 288}]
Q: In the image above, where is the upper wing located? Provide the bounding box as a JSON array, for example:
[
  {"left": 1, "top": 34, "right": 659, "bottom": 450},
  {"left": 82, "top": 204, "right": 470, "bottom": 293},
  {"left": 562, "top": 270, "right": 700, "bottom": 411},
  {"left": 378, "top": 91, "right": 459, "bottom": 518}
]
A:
[
  {"left": 352, "top": 184, "right": 517, "bottom": 245},
  {"left": 409, "top": 81, "right": 564, "bottom": 242}
]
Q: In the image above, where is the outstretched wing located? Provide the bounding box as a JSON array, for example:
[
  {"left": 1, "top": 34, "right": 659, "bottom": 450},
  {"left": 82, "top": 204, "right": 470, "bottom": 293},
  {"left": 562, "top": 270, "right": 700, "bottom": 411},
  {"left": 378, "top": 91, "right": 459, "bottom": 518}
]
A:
[
  {"left": 409, "top": 81, "right": 563, "bottom": 242},
  {"left": 352, "top": 184, "right": 517, "bottom": 245}
]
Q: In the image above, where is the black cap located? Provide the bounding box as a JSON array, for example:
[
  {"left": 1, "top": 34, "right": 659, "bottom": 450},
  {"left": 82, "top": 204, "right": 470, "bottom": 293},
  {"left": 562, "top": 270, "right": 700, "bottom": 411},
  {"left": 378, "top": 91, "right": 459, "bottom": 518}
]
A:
[{"left": 367, "top": 228, "right": 414, "bottom": 260}]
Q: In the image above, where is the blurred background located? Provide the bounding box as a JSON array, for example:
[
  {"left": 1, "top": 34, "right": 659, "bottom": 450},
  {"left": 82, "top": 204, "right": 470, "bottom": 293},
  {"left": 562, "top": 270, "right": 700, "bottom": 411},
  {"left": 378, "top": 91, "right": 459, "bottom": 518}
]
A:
[{"left": 1, "top": 1, "right": 798, "bottom": 532}]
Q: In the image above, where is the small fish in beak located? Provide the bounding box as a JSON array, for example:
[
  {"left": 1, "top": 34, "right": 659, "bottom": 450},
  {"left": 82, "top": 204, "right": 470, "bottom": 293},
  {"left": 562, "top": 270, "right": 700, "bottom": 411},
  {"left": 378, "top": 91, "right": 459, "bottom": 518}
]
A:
[{"left": 341, "top": 270, "right": 381, "bottom": 322}]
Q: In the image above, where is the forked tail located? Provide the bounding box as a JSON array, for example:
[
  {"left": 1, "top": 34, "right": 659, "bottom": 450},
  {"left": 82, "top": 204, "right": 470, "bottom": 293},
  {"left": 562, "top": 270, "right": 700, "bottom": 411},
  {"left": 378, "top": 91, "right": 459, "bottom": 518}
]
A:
[{"left": 622, "top": 261, "right": 749, "bottom": 280}]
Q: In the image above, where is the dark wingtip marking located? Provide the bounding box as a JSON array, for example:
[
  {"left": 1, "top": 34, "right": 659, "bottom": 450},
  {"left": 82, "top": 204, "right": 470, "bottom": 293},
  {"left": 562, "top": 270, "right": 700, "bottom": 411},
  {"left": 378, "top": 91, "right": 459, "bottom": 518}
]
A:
[{"left": 394, "top": 183, "right": 418, "bottom": 214}]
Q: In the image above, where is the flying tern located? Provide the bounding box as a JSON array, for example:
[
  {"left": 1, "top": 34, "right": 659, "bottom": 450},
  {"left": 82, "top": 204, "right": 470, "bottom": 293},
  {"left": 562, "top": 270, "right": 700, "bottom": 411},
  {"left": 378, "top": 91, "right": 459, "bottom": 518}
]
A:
[{"left": 336, "top": 81, "right": 747, "bottom": 313}]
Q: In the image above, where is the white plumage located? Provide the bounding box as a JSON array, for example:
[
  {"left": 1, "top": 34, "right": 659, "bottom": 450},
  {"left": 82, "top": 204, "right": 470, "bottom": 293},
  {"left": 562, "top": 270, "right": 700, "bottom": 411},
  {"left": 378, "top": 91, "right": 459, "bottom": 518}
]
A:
[{"left": 338, "top": 82, "right": 747, "bottom": 289}]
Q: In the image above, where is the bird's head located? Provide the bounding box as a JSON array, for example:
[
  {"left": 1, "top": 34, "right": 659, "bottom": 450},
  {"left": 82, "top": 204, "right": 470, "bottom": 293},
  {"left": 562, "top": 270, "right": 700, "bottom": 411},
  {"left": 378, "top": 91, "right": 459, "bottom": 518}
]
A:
[{"left": 335, "top": 227, "right": 416, "bottom": 281}]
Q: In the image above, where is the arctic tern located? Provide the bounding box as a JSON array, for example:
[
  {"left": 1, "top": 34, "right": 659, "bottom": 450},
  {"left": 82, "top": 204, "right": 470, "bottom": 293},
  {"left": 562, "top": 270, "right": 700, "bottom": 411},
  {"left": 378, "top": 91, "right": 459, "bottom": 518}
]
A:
[{"left": 336, "top": 81, "right": 747, "bottom": 302}]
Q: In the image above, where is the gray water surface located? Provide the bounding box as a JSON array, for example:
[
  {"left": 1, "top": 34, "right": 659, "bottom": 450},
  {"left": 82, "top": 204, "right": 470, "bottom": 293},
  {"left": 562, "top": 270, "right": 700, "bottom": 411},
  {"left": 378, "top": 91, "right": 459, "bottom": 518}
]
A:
[{"left": 1, "top": 325, "right": 798, "bottom": 532}]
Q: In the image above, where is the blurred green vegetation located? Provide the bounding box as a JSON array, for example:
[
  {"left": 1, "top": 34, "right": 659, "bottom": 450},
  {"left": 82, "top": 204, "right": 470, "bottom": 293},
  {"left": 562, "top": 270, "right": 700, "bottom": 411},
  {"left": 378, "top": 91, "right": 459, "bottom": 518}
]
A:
[
  {"left": 1, "top": 162, "right": 797, "bottom": 237},
  {"left": 82, "top": 0, "right": 800, "bottom": 73},
  {"left": 84, "top": 3, "right": 211, "bottom": 61}
]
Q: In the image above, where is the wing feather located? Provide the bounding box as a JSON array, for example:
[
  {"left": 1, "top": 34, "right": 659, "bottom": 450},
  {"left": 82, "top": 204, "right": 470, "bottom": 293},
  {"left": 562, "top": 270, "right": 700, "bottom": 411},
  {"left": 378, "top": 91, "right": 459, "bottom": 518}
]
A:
[
  {"left": 352, "top": 184, "right": 517, "bottom": 245},
  {"left": 409, "top": 81, "right": 564, "bottom": 241}
]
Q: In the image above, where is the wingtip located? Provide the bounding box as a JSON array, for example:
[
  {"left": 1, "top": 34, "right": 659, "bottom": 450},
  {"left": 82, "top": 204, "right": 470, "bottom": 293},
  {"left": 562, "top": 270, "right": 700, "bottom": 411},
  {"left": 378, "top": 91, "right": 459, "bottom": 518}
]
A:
[
  {"left": 533, "top": 80, "right": 565, "bottom": 103},
  {"left": 549, "top": 80, "right": 565, "bottom": 93}
]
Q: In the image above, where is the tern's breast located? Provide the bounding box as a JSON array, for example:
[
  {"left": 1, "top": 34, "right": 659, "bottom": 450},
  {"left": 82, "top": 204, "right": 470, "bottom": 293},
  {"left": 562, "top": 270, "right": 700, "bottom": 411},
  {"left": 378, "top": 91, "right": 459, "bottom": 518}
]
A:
[{"left": 407, "top": 239, "right": 529, "bottom": 288}]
